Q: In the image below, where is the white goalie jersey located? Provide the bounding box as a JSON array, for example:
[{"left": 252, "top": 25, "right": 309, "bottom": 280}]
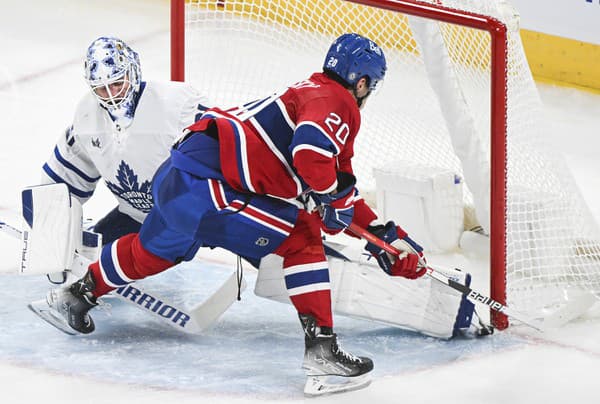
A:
[{"left": 41, "top": 80, "right": 209, "bottom": 223}]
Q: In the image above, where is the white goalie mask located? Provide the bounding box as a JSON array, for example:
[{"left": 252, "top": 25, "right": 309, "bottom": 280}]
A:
[{"left": 84, "top": 37, "right": 141, "bottom": 128}]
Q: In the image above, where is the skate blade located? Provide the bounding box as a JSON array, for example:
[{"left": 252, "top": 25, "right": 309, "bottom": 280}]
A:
[
  {"left": 28, "top": 299, "right": 79, "bottom": 336},
  {"left": 303, "top": 373, "right": 372, "bottom": 397}
]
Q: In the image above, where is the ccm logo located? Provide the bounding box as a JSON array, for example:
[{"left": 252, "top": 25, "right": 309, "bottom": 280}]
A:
[{"left": 115, "top": 285, "right": 191, "bottom": 328}]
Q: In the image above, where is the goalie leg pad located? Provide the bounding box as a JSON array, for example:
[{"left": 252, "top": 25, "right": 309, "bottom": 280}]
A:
[
  {"left": 454, "top": 287, "right": 476, "bottom": 335},
  {"left": 331, "top": 259, "right": 470, "bottom": 338},
  {"left": 21, "top": 183, "right": 81, "bottom": 276},
  {"left": 256, "top": 253, "right": 471, "bottom": 338}
]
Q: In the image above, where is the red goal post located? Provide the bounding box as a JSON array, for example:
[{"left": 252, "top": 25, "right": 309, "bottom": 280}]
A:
[{"left": 171, "top": 0, "right": 185, "bottom": 83}]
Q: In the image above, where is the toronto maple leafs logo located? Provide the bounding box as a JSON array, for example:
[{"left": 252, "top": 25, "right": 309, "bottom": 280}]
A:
[{"left": 106, "top": 161, "right": 153, "bottom": 213}]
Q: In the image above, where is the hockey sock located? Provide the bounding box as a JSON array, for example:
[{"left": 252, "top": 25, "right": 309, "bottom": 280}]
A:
[
  {"left": 89, "top": 233, "right": 174, "bottom": 297},
  {"left": 274, "top": 210, "right": 333, "bottom": 328}
]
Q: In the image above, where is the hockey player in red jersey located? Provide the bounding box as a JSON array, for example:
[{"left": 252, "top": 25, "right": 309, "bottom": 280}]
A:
[{"left": 33, "top": 33, "right": 429, "bottom": 395}]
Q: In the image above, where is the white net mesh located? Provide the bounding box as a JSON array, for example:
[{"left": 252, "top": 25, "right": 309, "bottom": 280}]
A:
[{"left": 182, "top": 0, "right": 600, "bottom": 322}]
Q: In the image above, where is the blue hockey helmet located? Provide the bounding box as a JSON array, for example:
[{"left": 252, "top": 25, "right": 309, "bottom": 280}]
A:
[
  {"left": 323, "top": 33, "right": 387, "bottom": 93},
  {"left": 84, "top": 37, "right": 141, "bottom": 111}
]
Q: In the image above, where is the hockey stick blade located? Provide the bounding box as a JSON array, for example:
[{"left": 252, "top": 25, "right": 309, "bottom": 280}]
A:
[
  {"left": 425, "top": 268, "right": 545, "bottom": 331},
  {"left": 0, "top": 221, "right": 22, "bottom": 238},
  {"left": 346, "top": 223, "right": 545, "bottom": 332},
  {"left": 188, "top": 271, "right": 246, "bottom": 331}
]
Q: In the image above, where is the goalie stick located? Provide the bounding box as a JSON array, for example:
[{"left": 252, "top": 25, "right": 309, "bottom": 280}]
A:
[
  {"left": 346, "top": 222, "right": 546, "bottom": 332},
  {"left": 0, "top": 219, "right": 245, "bottom": 335},
  {"left": 0, "top": 220, "right": 21, "bottom": 239}
]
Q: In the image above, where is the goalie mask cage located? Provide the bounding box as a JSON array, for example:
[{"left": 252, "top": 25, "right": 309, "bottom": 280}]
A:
[{"left": 170, "top": 0, "right": 600, "bottom": 329}]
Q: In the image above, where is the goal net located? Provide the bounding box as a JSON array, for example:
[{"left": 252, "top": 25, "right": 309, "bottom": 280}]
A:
[{"left": 171, "top": 0, "right": 600, "bottom": 329}]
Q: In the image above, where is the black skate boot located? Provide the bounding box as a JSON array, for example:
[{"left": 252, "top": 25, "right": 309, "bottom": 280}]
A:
[
  {"left": 29, "top": 271, "right": 98, "bottom": 335},
  {"left": 299, "top": 314, "right": 373, "bottom": 396}
]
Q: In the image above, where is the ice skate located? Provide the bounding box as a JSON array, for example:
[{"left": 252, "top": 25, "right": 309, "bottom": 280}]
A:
[
  {"left": 29, "top": 271, "right": 98, "bottom": 335},
  {"left": 299, "top": 314, "right": 373, "bottom": 397}
]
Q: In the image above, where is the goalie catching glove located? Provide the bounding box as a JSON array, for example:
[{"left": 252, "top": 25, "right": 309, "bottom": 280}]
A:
[
  {"left": 365, "top": 221, "right": 427, "bottom": 279},
  {"left": 311, "top": 172, "right": 356, "bottom": 234}
]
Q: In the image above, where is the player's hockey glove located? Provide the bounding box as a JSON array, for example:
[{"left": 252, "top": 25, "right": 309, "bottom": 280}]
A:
[
  {"left": 365, "top": 221, "right": 427, "bottom": 279},
  {"left": 311, "top": 172, "right": 356, "bottom": 234}
]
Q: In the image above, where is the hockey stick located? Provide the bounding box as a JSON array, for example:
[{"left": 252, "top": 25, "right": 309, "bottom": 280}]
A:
[
  {"left": 347, "top": 223, "right": 545, "bottom": 332},
  {"left": 0, "top": 220, "right": 21, "bottom": 239},
  {"left": 0, "top": 219, "right": 245, "bottom": 334}
]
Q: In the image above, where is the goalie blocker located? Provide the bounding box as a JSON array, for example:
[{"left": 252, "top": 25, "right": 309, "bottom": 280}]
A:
[{"left": 256, "top": 240, "right": 480, "bottom": 339}]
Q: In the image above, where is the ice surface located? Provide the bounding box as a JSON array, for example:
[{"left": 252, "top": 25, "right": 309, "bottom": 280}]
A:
[
  {"left": 0, "top": 261, "right": 522, "bottom": 398},
  {"left": 1, "top": 1, "right": 600, "bottom": 403}
]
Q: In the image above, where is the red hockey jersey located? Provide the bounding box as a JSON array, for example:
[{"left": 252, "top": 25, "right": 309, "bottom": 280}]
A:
[{"left": 187, "top": 72, "right": 377, "bottom": 228}]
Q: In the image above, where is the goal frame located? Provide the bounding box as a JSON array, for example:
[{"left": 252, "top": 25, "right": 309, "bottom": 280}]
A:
[{"left": 169, "top": 0, "right": 510, "bottom": 329}]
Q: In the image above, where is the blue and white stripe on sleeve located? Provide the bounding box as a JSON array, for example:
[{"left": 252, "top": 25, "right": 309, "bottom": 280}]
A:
[{"left": 42, "top": 132, "right": 101, "bottom": 201}]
